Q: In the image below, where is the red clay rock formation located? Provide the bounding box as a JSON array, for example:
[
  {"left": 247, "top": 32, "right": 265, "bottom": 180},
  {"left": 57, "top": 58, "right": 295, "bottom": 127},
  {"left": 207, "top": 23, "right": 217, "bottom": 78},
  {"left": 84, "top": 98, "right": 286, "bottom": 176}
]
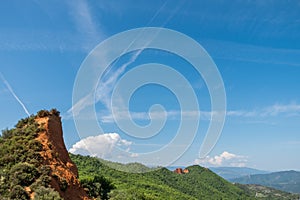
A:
[
  {"left": 174, "top": 168, "right": 184, "bottom": 174},
  {"left": 35, "top": 114, "right": 90, "bottom": 200},
  {"left": 174, "top": 168, "right": 189, "bottom": 174}
]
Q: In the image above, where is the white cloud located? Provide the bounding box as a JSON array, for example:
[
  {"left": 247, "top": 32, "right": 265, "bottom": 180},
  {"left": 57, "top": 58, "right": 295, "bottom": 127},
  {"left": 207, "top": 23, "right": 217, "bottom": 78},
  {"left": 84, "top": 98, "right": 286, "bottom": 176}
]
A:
[
  {"left": 226, "top": 110, "right": 258, "bottom": 117},
  {"left": 67, "top": 1, "right": 103, "bottom": 50},
  {"left": 69, "top": 133, "right": 135, "bottom": 159},
  {"left": 226, "top": 103, "right": 300, "bottom": 119},
  {"left": 99, "top": 102, "right": 300, "bottom": 123},
  {"left": 262, "top": 103, "right": 300, "bottom": 117},
  {"left": 67, "top": 102, "right": 300, "bottom": 123},
  {"left": 99, "top": 110, "right": 214, "bottom": 123},
  {"left": 194, "top": 151, "right": 247, "bottom": 167}
]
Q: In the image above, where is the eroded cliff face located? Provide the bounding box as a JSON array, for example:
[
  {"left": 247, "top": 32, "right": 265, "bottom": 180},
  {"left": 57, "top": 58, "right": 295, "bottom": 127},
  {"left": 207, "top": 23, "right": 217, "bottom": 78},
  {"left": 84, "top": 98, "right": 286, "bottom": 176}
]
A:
[
  {"left": 173, "top": 168, "right": 189, "bottom": 174},
  {"left": 35, "top": 114, "right": 90, "bottom": 200}
]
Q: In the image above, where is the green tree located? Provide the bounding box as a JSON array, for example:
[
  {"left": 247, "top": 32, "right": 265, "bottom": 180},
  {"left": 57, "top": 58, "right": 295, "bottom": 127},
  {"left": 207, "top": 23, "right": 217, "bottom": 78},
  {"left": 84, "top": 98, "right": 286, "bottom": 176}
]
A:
[{"left": 81, "top": 175, "right": 115, "bottom": 200}]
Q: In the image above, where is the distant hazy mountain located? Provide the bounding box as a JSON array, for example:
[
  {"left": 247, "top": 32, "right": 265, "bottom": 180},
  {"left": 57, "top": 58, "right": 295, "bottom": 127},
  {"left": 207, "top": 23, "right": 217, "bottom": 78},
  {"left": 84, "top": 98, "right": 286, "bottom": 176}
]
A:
[
  {"left": 210, "top": 167, "right": 269, "bottom": 180},
  {"left": 231, "top": 170, "right": 300, "bottom": 194}
]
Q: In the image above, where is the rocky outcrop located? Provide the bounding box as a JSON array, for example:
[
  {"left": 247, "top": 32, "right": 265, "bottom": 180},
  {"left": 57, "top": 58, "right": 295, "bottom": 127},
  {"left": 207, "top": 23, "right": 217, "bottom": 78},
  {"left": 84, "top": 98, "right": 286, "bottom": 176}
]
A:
[
  {"left": 174, "top": 168, "right": 189, "bottom": 174},
  {"left": 35, "top": 112, "right": 90, "bottom": 200}
]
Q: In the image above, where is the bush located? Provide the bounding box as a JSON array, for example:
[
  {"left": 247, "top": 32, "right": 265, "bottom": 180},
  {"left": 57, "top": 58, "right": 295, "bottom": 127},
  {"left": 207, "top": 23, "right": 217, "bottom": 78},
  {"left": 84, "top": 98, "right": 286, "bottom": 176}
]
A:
[
  {"left": 9, "top": 163, "right": 39, "bottom": 186},
  {"left": 50, "top": 108, "right": 60, "bottom": 117},
  {"left": 37, "top": 110, "right": 50, "bottom": 118},
  {"left": 34, "top": 186, "right": 62, "bottom": 200},
  {"left": 28, "top": 140, "right": 43, "bottom": 151},
  {"left": 15, "top": 115, "right": 35, "bottom": 129},
  {"left": 81, "top": 175, "right": 115, "bottom": 200},
  {"left": 9, "top": 185, "right": 29, "bottom": 200},
  {"left": 1, "top": 129, "right": 13, "bottom": 139},
  {"left": 30, "top": 175, "right": 51, "bottom": 189},
  {"left": 39, "top": 166, "right": 51, "bottom": 176},
  {"left": 37, "top": 108, "right": 60, "bottom": 118}
]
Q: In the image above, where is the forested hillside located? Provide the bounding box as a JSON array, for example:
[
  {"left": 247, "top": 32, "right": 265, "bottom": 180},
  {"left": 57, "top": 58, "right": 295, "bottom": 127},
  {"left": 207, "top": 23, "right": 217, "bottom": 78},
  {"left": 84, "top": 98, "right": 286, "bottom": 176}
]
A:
[
  {"left": 71, "top": 154, "right": 300, "bottom": 200},
  {"left": 71, "top": 154, "right": 251, "bottom": 199},
  {"left": 1, "top": 110, "right": 298, "bottom": 200}
]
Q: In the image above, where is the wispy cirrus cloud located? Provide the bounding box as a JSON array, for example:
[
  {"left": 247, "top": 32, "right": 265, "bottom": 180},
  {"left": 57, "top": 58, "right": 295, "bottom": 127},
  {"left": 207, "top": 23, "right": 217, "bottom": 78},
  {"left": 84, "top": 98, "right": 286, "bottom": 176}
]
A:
[
  {"left": 67, "top": 29, "right": 162, "bottom": 119},
  {"left": 204, "top": 39, "right": 300, "bottom": 67},
  {"left": 226, "top": 110, "right": 258, "bottom": 117},
  {"left": 228, "top": 103, "right": 300, "bottom": 118},
  {"left": 66, "top": 1, "right": 105, "bottom": 51},
  {"left": 66, "top": 0, "right": 183, "bottom": 119},
  {"left": 99, "top": 110, "right": 210, "bottom": 123},
  {"left": 98, "top": 102, "right": 300, "bottom": 123},
  {"left": 65, "top": 48, "right": 145, "bottom": 120},
  {"left": 0, "top": 1, "right": 105, "bottom": 53},
  {"left": 95, "top": 48, "right": 145, "bottom": 110},
  {"left": 262, "top": 103, "right": 300, "bottom": 117}
]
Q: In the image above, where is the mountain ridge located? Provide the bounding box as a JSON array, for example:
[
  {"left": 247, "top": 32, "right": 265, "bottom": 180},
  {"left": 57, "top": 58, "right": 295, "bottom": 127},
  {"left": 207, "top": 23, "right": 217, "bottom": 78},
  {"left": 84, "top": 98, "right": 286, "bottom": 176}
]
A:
[
  {"left": 210, "top": 166, "right": 270, "bottom": 180},
  {"left": 71, "top": 153, "right": 300, "bottom": 199},
  {"left": 1, "top": 109, "right": 299, "bottom": 199},
  {"left": 231, "top": 170, "right": 300, "bottom": 194}
]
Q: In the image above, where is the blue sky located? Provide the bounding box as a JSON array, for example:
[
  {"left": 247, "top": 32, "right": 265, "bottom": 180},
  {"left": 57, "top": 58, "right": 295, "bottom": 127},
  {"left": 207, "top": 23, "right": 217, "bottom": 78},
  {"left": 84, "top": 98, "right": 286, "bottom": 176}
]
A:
[{"left": 1, "top": 0, "right": 300, "bottom": 171}]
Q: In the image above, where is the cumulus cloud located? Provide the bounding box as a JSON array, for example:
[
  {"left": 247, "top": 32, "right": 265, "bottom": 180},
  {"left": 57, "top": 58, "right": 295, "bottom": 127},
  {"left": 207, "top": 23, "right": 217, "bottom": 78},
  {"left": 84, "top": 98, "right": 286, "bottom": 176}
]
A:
[
  {"left": 69, "top": 133, "right": 135, "bottom": 159},
  {"left": 194, "top": 151, "right": 247, "bottom": 167}
]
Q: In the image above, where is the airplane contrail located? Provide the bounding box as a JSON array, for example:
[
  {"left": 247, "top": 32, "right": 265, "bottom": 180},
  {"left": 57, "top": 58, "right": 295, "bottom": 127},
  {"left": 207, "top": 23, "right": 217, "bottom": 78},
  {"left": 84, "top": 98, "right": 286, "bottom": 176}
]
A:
[
  {"left": 0, "top": 73, "right": 30, "bottom": 117},
  {"left": 68, "top": 0, "right": 184, "bottom": 118}
]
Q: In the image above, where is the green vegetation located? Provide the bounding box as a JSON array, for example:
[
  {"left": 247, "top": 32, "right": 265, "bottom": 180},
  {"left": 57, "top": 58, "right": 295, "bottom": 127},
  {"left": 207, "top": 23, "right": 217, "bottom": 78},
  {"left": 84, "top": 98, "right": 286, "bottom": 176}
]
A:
[
  {"left": 0, "top": 112, "right": 61, "bottom": 200},
  {"left": 36, "top": 108, "right": 60, "bottom": 118},
  {"left": 100, "top": 159, "right": 156, "bottom": 173},
  {"left": 231, "top": 170, "right": 300, "bottom": 194},
  {"left": 71, "top": 154, "right": 252, "bottom": 199},
  {"left": 81, "top": 175, "right": 115, "bottom": 199},
  {"left": 71, "top": 154, "right": 300, "bottom": 200},
  {"left": 1, "top": 110, "right": 299, "bottom": 199},
  {"left": 235, "top": 184, "right": 300, "bottom": 200}
]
